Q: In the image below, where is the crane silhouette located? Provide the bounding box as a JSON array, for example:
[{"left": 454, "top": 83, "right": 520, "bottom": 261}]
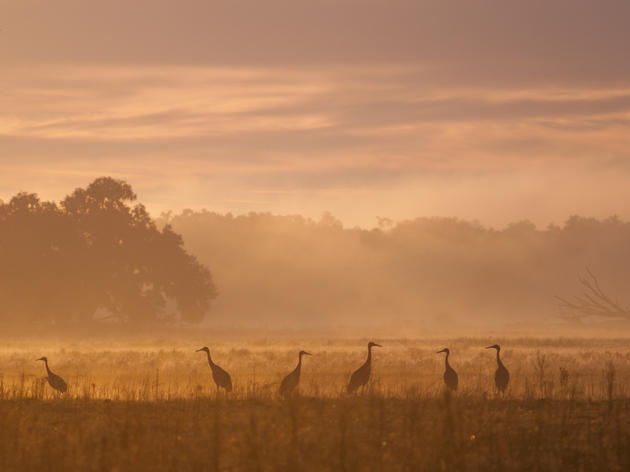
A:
[
  {"left": 437, "top": 348, "right": 458, "bottom": 391},
  {"left": 486, "top": 344, "right": 509, "bottom": 393},
  {"left": 279, "top": 350, "right": 311, "bottom": 397},
  {"left": 347, "top": 342, "right": 382, "bottom": 394},
  {"left": 196, "top": 347, "right": 233, "bottom": 392},
  {"left": 36, "top": 357, "right": 67, "bottom": 394}
]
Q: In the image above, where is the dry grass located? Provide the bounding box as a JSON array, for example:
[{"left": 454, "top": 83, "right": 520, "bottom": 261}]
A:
[{"left": 2, "top": 336, "right": 630, "bottom": 471}]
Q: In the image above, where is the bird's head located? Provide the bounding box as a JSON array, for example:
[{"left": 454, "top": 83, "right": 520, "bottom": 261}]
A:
[
  {"left": 437, "top": 348, "right": 450, "bottom": 355},
  {"left": 36, "top": 356, "right": 47, "bottom": 362},
  {"left": 299, "top": 350, "right": 312, "bottom": 357},
  {"left": 196, "top": 347, "right": 210, "bottom": 353},
  {"left": 485, "top": 344, "right": 501, "bottom": 351},
  {"left": 368, "top": 342, "right": 382, "bottom": 348}
]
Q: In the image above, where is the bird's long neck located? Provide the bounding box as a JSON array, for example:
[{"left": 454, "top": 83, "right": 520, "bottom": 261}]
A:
[
  {"left": 43, "top": 360, "right": 52, "bottom": 376},
  {"left": 496, "top": 349, "right": 503, "bottom": 367},
  {"left": 444, "top": 351, "right": 451, "bottom": 369},
  {"left": 295, "top": 354, "right": 303, "bottom": 377},
  {"left": 205, "top": 350, "right": 215, "bottom": 368},
  {"left": 366, "top": 346, "right": 373, "bottom": 365}
]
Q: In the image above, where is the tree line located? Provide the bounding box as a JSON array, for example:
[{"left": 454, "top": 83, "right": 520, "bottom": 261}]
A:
[
  {"left": 3, "top": 176, "right": 629, "bottom": 332},
  {"left": 0, "top": 177, "right": 216, "bottom": 329},
  {"left": 161, "top": 210, "right": 630, "bottom": 331}
]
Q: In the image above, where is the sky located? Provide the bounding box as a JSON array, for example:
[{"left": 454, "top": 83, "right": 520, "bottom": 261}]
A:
[{"left": 1, "top": 0, "right": 630, "bottom": 228}]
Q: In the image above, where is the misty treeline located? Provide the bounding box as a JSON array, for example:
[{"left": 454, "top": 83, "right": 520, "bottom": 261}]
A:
[
  {"left": 161, "top": 210, "right": 630, "bottom": 331},
  {"left": 0, "top": 178, "right": 215, "bottom": 329},
  {"left": 3, "top": 177, "right": 630, "bottom": 332}
]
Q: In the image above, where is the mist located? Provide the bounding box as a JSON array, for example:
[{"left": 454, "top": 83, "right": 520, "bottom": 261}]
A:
[{"left": 160, "top": 210, "right": 630, "bottom": 334}]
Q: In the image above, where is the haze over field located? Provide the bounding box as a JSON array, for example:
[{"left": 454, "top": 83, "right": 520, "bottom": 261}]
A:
[{"left": 164, "top": 211, "right": 630, "bottom": 332}]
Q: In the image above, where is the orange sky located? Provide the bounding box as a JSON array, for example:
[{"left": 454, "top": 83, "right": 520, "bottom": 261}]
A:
[{"left": 1, "top": 0, "right": 630, "bottom": 228}]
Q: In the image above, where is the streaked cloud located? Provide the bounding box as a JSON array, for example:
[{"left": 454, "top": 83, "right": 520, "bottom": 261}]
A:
[{"left": 1, "top": 1, "right": 629, "bottom": 227}]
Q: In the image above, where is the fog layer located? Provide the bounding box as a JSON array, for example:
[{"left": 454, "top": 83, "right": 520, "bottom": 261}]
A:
[{"left": 163, "top": 211, "right": 630, "bottom": 332}]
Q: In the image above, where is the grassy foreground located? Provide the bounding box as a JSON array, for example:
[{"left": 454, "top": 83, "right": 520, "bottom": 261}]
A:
[
  {"left": 2, "top": 336, "right": 630, "bottom": 470},
  {"left": 1, "top": 395, "right": 630, "bottom": 471}
]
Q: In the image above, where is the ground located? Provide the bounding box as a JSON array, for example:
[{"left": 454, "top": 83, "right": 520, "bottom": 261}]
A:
[{"left": 1, "top": 336, "right": 629, "bottom": 471}]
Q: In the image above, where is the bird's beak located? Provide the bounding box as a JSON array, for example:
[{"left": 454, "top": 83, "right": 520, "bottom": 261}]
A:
[
  {"left": 436, "top": 349, "right": 446, "bottom": 354},
  {"left": 485, "top": 346, "right": 493, "bottom": 349},
  {"left": 195, "top": 348, "right": 203, "bottom": 352},
  {"left": 304, "top": 352, "right": 312, "bottom": 356},
  {"left": 374, "top": 343, "right": 382, "bottom": 348},
  {"left": 36, "top": 357, "right": 44, "bottom": 361}
]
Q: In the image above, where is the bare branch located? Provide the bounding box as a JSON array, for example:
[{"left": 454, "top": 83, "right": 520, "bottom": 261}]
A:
[{"left": 556, "top": 269, "right": 630, "bottom": 321}]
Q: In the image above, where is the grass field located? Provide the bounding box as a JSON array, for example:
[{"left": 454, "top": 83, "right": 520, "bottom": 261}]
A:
[{"left": 2, "top": 336, "right": 630, "bottom": 471}]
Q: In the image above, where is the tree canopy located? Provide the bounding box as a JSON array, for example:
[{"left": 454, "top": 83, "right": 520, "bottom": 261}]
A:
[{"left": 0, "top": 177, "right": 216, "bottom": 328}]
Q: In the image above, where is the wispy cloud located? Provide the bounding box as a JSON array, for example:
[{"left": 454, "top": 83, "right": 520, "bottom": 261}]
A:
[{"left": 1, "top": 1, "right": 630, "bottom": 227}]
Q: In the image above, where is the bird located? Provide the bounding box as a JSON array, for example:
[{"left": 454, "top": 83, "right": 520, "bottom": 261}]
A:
[
  {"left": 196, "top": 347, "right": 233, "bottom": 392},
  {"left": 486, "top": 344, "right": 509, "bottom": 393},
  {"left": 436, "top": 348, "right": 458, "bottom": 391},
  {"left": 36, "top": 357, "right": 67, "bottom": 394},
  {"left": 347, "top": 341, "right": 382, "bottom": 394},
  {"left": 279, "top": 350, "right": 311, "bottom": 397}
]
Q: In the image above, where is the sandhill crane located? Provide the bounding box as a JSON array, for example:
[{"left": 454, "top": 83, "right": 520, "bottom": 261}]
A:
[
  {"left": 279, "top": 350, "right": 311, "bottom": 397},
  {"left": 347, "top": 342, "right": 382, "bottom": 394},
  {"left": 196, "top": 347, "right": 233, "bottom": 392},
  {"left": 486, "top": 344, "right": 509, "bottom": 393},
  {"left": 36, "top": 357, "right": 67, "bottom": 394},
  {"left": 437, "top": 348, "right": 458, "bottom": 391}
]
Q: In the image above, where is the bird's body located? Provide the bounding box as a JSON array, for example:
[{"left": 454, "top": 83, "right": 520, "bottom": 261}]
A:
[
  {"left": 279, "top": 350, "right": 311, "bottom": 397},
  {"left": 437, "top": 348, "right": 458, "bottom": 391},
  {"left": 486, "top": 344, "right": 509, "bottom": 393},
  {"left": 196, "top": 347, "right": 233, "bottom": 392},
  {"left": 37, "top": 357, "right": 67, "bottom": 394},
  {"left": 347, "top": 342, "right": 382, "bottom": 394}
]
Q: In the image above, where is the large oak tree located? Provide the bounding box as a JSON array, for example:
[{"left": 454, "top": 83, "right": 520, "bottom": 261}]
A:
[{"left": 0, "top": 177, "right": 216, "bottom": 327}]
